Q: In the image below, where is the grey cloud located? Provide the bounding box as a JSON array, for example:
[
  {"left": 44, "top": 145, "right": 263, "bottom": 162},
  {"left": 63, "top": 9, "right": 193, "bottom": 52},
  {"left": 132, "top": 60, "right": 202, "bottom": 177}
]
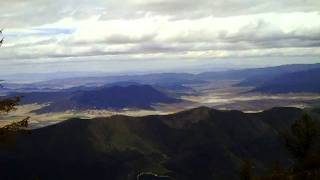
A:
[
  {"left": 1, "top": 0, "right": 320, "bottom": 62},
  {"left": 2, "top": 39, "right": 320, "bottom": 61},
  {"left": 2, "top": 0, "right": 320, "bottom": 28},
  {"left": 122, "top": 0, "right": 320, "bottom": 18},
  {"left": 1, "top": 0, "right": 106, "bottom": 28},
  {"left": 67, "top": 33, "right": 156, "bottom": 45}
]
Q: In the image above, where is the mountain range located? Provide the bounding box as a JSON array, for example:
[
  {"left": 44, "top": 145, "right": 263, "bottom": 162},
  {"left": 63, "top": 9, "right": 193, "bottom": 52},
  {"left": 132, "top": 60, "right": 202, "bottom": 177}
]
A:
[
  {"left": 13, "top": 85, "right": 179, "bottom": 113},
  {"left": 2, "top": 63, "right": 320, "bottom": 95},
  {"left": 0, "top": 106, "right": 311, "bottom": 180},
  {"left": 2, "top": 63, "right": 320, "bottom": 114},
  {"left": 252, "top": 68, "right": 320, "bottom": 93}
]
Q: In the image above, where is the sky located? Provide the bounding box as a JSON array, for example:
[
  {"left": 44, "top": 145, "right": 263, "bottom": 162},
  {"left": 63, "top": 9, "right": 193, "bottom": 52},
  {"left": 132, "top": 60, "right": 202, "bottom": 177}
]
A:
[{"left": 0, "top": 0, "right": 320, "bottom": 75}]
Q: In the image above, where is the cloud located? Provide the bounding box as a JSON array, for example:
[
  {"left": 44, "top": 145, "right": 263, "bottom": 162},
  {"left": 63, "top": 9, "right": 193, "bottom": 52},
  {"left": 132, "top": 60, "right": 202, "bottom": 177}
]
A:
[
  {"left": 1, "top": 0, "right": 320, "bottom": 27},
  {"left": 137, "top": 0, "right": 320, "bottom": 17},
  {"left": 0, "top": 0, "right": 320, "bottom": 75},
  {"left": 2, "top": 11, "right": 320, "bottom": 60}
]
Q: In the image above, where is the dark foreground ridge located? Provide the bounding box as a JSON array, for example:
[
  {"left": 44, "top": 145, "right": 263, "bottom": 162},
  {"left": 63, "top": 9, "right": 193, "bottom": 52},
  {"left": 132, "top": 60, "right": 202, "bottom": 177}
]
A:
[
  {"left": 0, "top": 106, "right": 306, "bottom": 180},
  {"left": 137, "top": 172, "right": 176, "bottom": 180}
]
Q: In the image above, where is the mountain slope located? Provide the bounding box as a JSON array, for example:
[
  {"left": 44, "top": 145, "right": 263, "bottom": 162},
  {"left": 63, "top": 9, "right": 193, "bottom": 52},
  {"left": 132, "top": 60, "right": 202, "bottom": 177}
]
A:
[
  {"left": 4, "top": 63, "right": 320, "bottom": 92},
  {"left": 0, "top": 107, "right": 303, "bottom": 180},
  {"left": 16, "top": 73, "right": 201, "bottom": 90},
  {"left": 253, "top": 68, "right": 320, "bottom": 93},
  {"left": 197, "top": 63, "right": 320, "bottom": 83},
  {"left": 13, "top": 85, "right": 179, "bottom": 113}
]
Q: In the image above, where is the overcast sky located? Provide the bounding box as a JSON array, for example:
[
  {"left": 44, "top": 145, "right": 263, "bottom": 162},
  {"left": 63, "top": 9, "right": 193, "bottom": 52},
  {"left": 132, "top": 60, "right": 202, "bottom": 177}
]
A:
[{"left": 0, "top": 0, "right": 320, "bottom": 75}]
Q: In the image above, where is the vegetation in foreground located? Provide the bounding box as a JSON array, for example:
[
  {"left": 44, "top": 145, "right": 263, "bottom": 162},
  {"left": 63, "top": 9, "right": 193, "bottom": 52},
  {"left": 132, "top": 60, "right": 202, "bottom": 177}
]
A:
[{"left": 240, "top": 113, "right": 320, "bottom": 180}]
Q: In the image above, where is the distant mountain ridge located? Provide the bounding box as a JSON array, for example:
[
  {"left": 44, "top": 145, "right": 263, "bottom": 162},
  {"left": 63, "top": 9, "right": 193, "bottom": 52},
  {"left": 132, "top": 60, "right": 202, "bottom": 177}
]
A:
[
  {"left": 12, "top": 84, "right": 180, "bottom": 113},
  {"left": 252, "top": 68, "right": 320, "bottom": 93},
  {"left": 3, "top": 63, "right": 320, "bottom": 101},
  {"left": 3, "top": 63, "right": 320, "bottom": 92},
  {"left": 197, "top": 63, "right": 320, "bottom": 83},
  {"left": 0, "top": 106, "right": 306, "bottom": 180}
]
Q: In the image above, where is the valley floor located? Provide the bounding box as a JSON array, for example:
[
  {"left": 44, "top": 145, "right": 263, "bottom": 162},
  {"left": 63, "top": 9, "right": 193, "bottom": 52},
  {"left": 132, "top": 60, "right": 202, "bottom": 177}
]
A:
[
  {"left": 183, "top": 80, "right": 320, "bottom": 112},
  {"left": 1, "top": 80, "right": 320, "bottom": 129}
]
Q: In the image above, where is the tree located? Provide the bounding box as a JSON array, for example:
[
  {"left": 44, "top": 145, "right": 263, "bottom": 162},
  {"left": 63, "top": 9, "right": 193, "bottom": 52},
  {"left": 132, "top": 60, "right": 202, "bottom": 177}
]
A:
[
  {"left": 0, "top": 30, "right": 29, "bottom": 137},
  {"left": 243, "top": 113, "right": 320, "bottom": 180},
  {"left": 0, "top": 96, "right": 20, "bottom": 114},
  {"left": 283, "top": 113, "right": 320, "bottom": 172}
]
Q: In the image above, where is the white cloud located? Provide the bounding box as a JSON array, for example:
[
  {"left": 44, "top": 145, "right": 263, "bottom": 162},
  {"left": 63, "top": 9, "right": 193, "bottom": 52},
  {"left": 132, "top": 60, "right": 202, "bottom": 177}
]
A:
[
  {"left": 0, "top": 0, "right": 320, "bottom": 74},
  {"left": 2, "top": 12, "right": 320, "bottom": 60}
]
